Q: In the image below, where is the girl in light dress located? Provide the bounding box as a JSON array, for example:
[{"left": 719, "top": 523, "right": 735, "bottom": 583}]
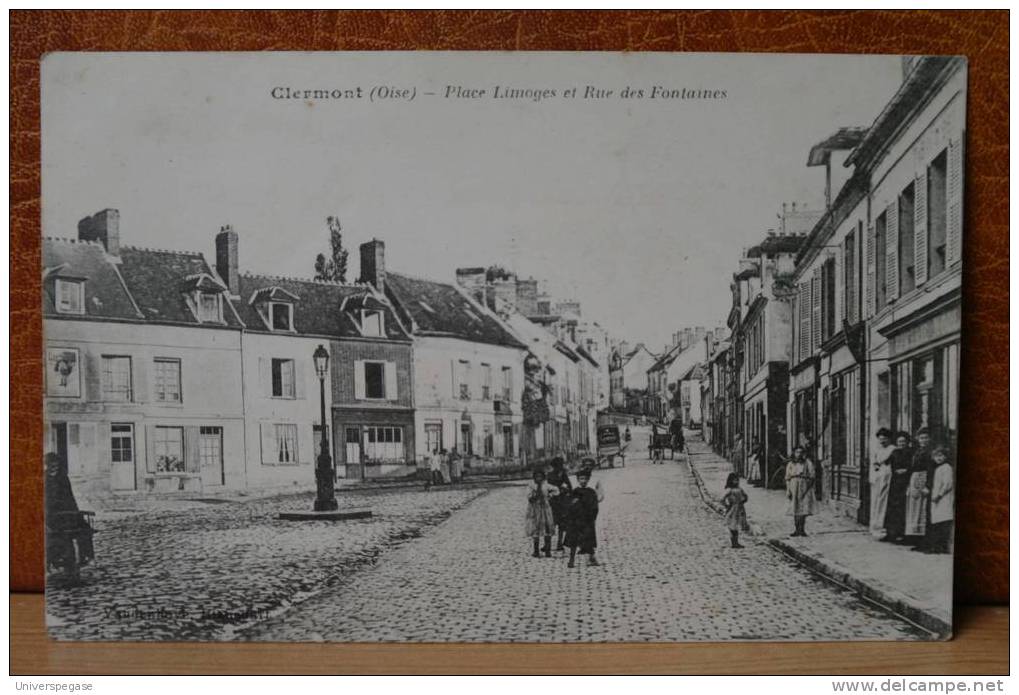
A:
[{"left": 524, "top": 467, "right": 556, "bottom": 558}]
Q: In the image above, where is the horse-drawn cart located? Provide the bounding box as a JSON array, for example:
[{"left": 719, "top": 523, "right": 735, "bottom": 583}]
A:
[{"left": 596, "top": 424, "right": 626, "bottom": 468}]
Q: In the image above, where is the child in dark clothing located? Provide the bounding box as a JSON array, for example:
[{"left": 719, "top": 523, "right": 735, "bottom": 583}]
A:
[
  {"left": 721, "top": 472, "right": 748, "bottom": 548},
  {"left": 563, "top": 468, "right": 600, "bottom": 568}
]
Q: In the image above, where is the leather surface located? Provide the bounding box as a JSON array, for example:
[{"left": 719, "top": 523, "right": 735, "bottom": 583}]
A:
[{"left": 10, "top": 10, "right": 1008, "bottom": 603}]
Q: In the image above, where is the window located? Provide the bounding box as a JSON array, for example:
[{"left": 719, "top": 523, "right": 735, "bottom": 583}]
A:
[
  {"left": 361, "top": 310, "right": 383, "bottom": 337},
  {"left": 460, "top": 423, "right": 473, "bottom": 455},
  {"left": 875, "top": 212, "right": 888, "bottom": 308},
  {"left": 364, "top": 361, "right": 385, "bottom": 399},
  {"left": 271, "top": 358, "right": 296, "bottom": 399},
  {"left": 274, "top": 423, "right": 298, "bottom": 463},
  {"left": 821, "top": 258, "right": 836, "bottom": 342},
  {"left": 110, "top": 424, "right": 134, "bottom": 463},
  {"left": 483, "top": 424, "right": 494, "bottom": 456},
  {"left": 844, "top": 228, "right": 857, "bottom": 325},
  {"left": 270, "top": 302, "right": 293, "bottom": 331},
  {"left": 928, "top": 149, "right": 948, "bottom": 279},
  {"left": 55, "top": 279, "right": 84, "bottom": 314},
  {"left": 362, "top": 426, "right": 403, "bottom": 463},
  {"left": 197, "top": 292, "right": 221, "bottom": 322},
  {"left": 457, "top": 360, "right": 471, "bottom": 400},
  {"left": 481, "top": 364, "right": 492, "bottom": 400},
  {"left": 101, "top": 356, "right": 132, "bottom": 402},
  {"left": 502, "top": 425, "right": 514, "bottom": 457},
  {"left": 501, "top": 366, "right": 513, "bottom": 401},
  {"left": 153, "top": 358, "right": 181, "bottom": 403},
  {"left": 898, "top": 183, "right": 917, "bottom": 295},
  {"left": 153, "top": 426, "right": 185, "bottom": 473}
]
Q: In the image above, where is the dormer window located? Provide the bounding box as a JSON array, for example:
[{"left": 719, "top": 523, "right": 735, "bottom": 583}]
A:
[
  {"left": 197, "top": 292, "right": 222, "bottom": 323},
  {"left": 55, "top": 279, "right": 84, "bottom": 315},
  {"left": 361, "top": 310, "right": 384, "bottom": 337},
  {"left": 270, "top": 302, "right": 294, "bottom": 332}
]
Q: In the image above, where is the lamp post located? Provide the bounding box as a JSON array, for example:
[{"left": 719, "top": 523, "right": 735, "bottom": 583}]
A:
[{"left": 312, "top": 344, "right": 338, "bottom": 512}]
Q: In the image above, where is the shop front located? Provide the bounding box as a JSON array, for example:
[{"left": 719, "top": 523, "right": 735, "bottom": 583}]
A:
[
  {"left": 879, "top": 291, "right": 961, "bottom": 453},
  {"left": 333, "top": 407, "right": 416, "bottom": 480}
]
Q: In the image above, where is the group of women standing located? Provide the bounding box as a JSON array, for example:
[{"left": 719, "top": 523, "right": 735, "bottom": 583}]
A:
[
  {"left": 525, "top": 457, "right": 602, "bottom": 568},
  {"left": 868, "top": 427, "right": 955, "bottom": 554}
]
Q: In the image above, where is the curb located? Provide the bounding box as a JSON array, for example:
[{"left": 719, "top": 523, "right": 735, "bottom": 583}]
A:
[{"left": 684, "top": 447, "right": 950, "bottom": 639}]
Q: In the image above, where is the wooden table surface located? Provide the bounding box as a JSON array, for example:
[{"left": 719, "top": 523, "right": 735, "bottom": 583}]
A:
[{"left": 10, "top": 595, "right": 1008, "bottom": 675}]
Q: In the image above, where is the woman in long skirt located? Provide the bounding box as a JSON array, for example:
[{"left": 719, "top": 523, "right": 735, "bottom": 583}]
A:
[
  {"left": 884, "top": 432, "right": 913, "bottom": 542},
  {"left": 525, "top": 468, "right": 555, "bottom": 558},
  {"left": 785, "top": 446, "right": 816, "bottom": 537},
  {"left": 904, "top": 452, "right": 929, "bottom": 539},
  {"left": 869, "top": 428, "right": 896, "bottom": 539}
]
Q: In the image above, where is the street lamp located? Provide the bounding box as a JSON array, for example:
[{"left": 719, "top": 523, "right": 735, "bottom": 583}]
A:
[{"left": 312, "top": 344, "right": 338, "bottom": 512}]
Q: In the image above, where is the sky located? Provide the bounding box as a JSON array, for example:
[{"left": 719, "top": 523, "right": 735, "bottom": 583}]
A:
[{"left": 41, "top": 52, "right": 903, "bottom": 350}]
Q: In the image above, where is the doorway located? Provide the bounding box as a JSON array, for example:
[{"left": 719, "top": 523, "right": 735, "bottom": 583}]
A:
[
  {"left": 110, "top": 423, "right": 136, "bottom": 491},
  {"left": 345, "top": 427, "right": 363, "bottom": 479},
  {"left": 199, "top": 426, "right": 224, "bottom": 487}
]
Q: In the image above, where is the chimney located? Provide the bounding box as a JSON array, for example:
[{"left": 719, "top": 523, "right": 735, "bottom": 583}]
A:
[
  {"left": 215, "top": 225, "right": 239, "bottom": 296},
  {"left": 77, "top": 209, "right": 120, "bottom": 256},
  {"left": 359, "top": 239, "right": 386, "bottom": 294}
]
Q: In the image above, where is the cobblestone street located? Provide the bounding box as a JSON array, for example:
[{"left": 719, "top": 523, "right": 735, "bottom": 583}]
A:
[
  {"left": 244, "top": 453, "right": 932, "bottom": 642},
  {"left": 46, "top": 486, "right": 486, "bottom": 640}
]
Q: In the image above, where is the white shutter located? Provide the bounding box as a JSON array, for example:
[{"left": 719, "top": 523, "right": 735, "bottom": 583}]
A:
[
  {"left": 295, "top": 360, "right": 308, "bottom": 400},
  {"left": 260, "top": 422, "right": 276, "bottom": 463},
  {"left": 865, "top": 225, "right": 875, "bottom": 318},
  {"left": 885, "top": 200, "right": 899, "bottom": 302},
  {"left": 258, "top": 357, "right": 270, "bottom": 397},
  {"left": 451, "top": 359, "right": 457, "bottom": 398},
  {"left": 798, "top": 281, "right": 810, "bottom": 360},
  {"left": 354, "top": 360, "right": 366, "bottom": 400},
  {"left": 946, "top": 134, "right": 963, "bottom": 266},
  {"left": 80, "top": 423, "right": 98, "bottom": 474},
  {"left": 810, "top": 268, "right": 821, "bottom": 352},
  {"left": 914, "top": 171, "right": 929, "bottom": 286},
  {"left": 384, "top": 361, "right": 398, "bottom": 401}
]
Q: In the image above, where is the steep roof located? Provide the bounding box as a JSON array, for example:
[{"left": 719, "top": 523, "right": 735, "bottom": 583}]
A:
[
  {"left": 745, "top": 233, "right": 807, "bottom": 258},
  {"left": 679, "top": 362, "right": 706, "bottom": 382},
  {"left": 648, "top": 343, "right": 682, "bottom": 373},
  {"left": 807, "top": 127, "right": 868, "bottom": 166},
  {"left": 116, "top": 246, "right": 244, "bottom": 327},
  {"left": 234, "top": 274, "right": 410, "bottom": 340},
  {"left": 386, "top": 272, "right": 526, "bottom": 349},
  {"left": 42, "top": 238, "right": 141, "bottom": 321}
]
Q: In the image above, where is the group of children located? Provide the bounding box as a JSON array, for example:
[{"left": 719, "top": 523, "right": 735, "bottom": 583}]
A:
[{"left": 524, "top": 457, "right": 602, "bottom": 568}]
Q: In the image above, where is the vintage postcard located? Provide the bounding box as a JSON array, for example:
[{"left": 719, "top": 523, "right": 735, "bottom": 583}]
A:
[{"left": 41, "top": 52, "right": 965, "bottom": 642}]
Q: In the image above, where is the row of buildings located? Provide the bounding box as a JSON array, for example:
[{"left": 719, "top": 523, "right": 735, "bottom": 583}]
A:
[
  {"left": 701, "top": 56, "right": 965, "bottom": 523},
  {"left": 43, "top": 214, "right": 610, "bottom": 500}
]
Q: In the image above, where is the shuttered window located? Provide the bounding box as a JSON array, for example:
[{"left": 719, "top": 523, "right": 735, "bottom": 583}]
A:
[
  {"left": 927, "top": 149, "right": 949, "bottom": 279},
  {"left": 898, "top": 184, "right": 916, "bottom": 296},
  {"left": 885, "top": 199, "right": 899, "bottom": 303},
  {"left": 844, "top": 227, "right": 857, "bottom": 325},
  {"left": 914, "top": 170, "right": 929, "bottom": 286},
  {"left": 874, "top": 213, "right": 887, "bottom": 309},
  {"left": 810, "top": 268, "right": 821, "bottom": 352},
  {"left": 946, "top": 134, "right": 964, "bottom": 266},
  {"left": 798, "top": 281, "right": 810, "bottom": 361}
]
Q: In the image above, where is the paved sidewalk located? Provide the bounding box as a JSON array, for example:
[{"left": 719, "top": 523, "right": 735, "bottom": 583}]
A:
[{"left": 685, "top": 437, "right": 953, "bottom": 636}]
